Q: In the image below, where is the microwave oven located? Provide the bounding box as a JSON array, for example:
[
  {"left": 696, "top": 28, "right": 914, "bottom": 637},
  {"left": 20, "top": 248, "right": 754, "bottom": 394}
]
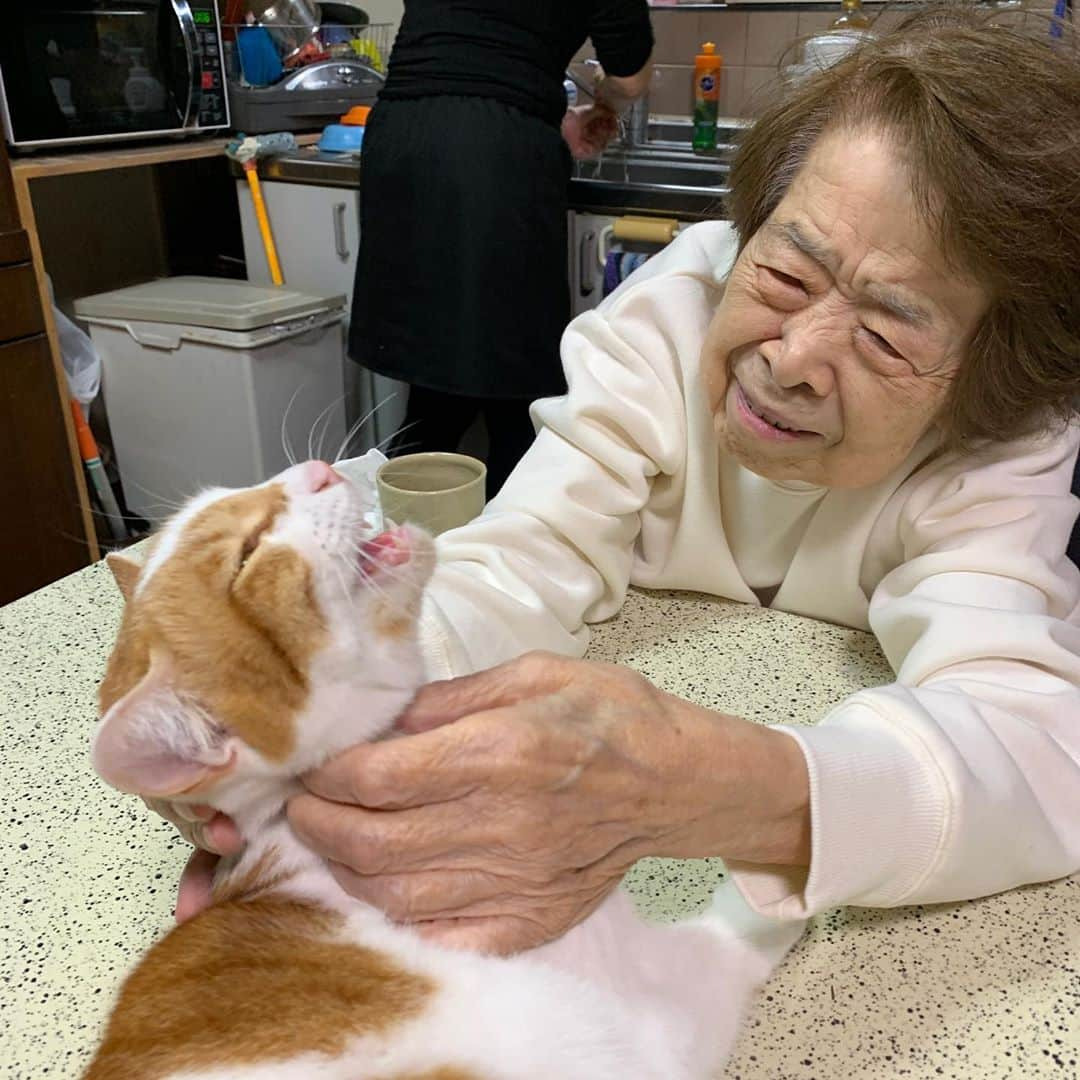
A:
[{"left": 0, "top": 1, "right": 229, "bottom": 152}]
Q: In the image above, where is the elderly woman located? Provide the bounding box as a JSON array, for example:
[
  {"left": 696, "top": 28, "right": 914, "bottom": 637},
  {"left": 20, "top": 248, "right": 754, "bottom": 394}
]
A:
[{"left": 183, "top": 7, "right": 1080, "bottom": 954}]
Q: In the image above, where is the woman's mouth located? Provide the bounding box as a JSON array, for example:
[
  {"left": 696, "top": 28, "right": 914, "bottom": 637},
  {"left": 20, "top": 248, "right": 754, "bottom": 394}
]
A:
[{"left": 733, "top": 382, "right": 819, "bottom": 442}]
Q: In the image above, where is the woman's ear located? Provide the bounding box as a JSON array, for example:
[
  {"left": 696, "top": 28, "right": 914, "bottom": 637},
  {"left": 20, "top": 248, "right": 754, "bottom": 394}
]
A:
[
  {"left": 91, "top": 671, "right": 237, "bottom": 798},
  {"left": 105, "top": 552, "right": 142, "bottom": 602}
]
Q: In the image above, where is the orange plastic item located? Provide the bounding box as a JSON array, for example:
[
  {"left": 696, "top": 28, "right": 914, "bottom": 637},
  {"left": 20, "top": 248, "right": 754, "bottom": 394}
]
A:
[
  {"left": 70, "top": 399, "right": 100, "bottom": 461},
  {"left": 694, "top": 43, "right": 721, "bottom": 103},
  {"left": 341, "top": 106, "right": 372, "bottom": 126}
]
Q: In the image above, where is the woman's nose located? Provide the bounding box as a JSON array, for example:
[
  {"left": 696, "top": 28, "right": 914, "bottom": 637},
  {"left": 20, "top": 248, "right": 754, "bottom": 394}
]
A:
[
  {"left": 764, "top": 311, "right": 838, "bottom": 398},
  {"left": 305, "top": 460, "right": 344, "bottom": 493}
]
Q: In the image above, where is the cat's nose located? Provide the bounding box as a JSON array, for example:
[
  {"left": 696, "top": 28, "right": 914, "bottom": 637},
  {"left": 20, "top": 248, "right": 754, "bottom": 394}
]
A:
[{"left": 305, "top": 460, "right": 344, "bottom": 493}]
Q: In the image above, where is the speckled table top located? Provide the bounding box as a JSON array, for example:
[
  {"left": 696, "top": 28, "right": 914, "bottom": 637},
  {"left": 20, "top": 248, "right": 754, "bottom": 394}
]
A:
[{"left": 2, "top": 561, "right": 1077, "bottom": 1079}]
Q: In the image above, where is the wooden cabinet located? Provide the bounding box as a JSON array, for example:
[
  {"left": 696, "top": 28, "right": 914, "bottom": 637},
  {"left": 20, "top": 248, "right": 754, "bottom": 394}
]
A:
[{"left": 0, "top": 140, "right": 93, "bottom": 605}]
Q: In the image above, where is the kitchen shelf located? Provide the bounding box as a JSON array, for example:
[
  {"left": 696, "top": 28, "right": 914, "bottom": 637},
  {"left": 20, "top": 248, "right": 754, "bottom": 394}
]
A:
[
  {"left": 10, "top": 133, "right": 320, "bottom": 181},
  {"left": 653, "top": 1, "right": 928, "bottom": 8}
]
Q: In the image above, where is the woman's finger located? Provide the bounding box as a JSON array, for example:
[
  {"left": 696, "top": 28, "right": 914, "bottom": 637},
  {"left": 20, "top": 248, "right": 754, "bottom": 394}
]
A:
[
  {"left": 397, "top": 651, "right": 573, "bottom": 733},
  {"left": 412, "top": 915, "right": 551, "bottom": 957},
  {"left": 191, "top": 812, "right": 244, "bottom": 857},
  {"left": 287, "top": 792, "right": 489, "bottom": 875},
  {"left": 300, "top": 708, "right": 519, "bottom": 808},
  {"left": 173, "top": 802, "right": 217, "bottom": 825},
  {"left": 174, "top": 848, "right": 220, "bottom": 924},
  {"left": 326, "top": 862, "right": 511, "bottom": 923}
]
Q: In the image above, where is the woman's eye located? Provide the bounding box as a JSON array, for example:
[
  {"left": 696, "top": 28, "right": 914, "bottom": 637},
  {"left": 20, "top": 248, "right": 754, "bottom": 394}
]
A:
[
  {"left": 764, "top": 266, "right": 806, "bottom": 292},
  {"left": 862, "top": 326, "right": 904, "bottom": 359}
]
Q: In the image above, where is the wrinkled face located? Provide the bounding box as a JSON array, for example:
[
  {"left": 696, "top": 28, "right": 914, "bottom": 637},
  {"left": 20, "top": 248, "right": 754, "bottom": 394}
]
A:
[
  {"left": 93, "top": 461, "right": 435, "bottom": 801},
  {"left": 704, "top": 129, "right": 989, "bottom": 488}
]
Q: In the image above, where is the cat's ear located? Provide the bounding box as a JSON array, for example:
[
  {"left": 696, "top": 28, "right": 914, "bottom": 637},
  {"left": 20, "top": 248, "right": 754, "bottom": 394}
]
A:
[
  {"left": 92, "top": 672, "right": 237, "bottom": 797},
  {"left": 105, "top": 552, "right": 142, "bottom": 602}
]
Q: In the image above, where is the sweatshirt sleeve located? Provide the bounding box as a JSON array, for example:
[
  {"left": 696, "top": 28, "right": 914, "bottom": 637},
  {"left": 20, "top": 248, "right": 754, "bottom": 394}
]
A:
[
  {"left": 728, "top": 428, "right": 1080, "bottom": 918},
  {"left": 588, "top": 0, "right": 655, "bottom": 78},
  {"left": 418, "top": 275, "right": 695, "bottom": 680}
]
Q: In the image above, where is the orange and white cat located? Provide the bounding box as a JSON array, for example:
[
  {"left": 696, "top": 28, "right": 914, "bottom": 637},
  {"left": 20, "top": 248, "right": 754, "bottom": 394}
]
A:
[{"left": 85, "top": 459, "right": 802, "bottom": 1080}]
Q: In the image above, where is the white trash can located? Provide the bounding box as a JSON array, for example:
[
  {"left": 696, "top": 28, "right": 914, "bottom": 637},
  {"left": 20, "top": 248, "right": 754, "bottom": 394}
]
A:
[{"left": 74, "top": 276, "right": 349, "bottom": 525}]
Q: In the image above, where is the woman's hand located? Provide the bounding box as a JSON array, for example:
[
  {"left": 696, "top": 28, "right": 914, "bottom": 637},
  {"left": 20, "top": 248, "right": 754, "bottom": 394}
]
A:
[
  {"left": 288, "top": 652, "right": 810, "bottom": 955},
  {"left": 561, "top": 104, "right": 619, "bottom": 160},
  {"left": 143, "top": 799, "right": 243, "bottom": 923}
]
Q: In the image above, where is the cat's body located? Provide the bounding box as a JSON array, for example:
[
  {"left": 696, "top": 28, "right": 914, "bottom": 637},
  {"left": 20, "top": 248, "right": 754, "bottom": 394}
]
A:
[{"left": 85, "top": 461, "right": 801, "bottom": 1080}]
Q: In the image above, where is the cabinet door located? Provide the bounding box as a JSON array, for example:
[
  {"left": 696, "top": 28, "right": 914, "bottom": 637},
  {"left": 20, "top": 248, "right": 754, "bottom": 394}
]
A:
[
  {"left": 236, "top": 180, "right": 408, "bottom": 451},
  {"left": 0, "top": 336, "right": 91, "bottom": 604},
  {"left": 238, "top": 181, "right": 360, "bottom": 297}
]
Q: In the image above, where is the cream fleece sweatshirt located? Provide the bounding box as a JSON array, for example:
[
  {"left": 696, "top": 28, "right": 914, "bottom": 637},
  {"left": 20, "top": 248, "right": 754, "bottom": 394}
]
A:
[{"left": 419, "top": 221, "right": 1080, "bottom": 919}]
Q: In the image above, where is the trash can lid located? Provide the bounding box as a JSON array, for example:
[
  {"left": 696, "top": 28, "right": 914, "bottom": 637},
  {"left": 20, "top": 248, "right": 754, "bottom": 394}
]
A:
[{"left": 73, "top": 277, "right": 347, "bottom": 331}]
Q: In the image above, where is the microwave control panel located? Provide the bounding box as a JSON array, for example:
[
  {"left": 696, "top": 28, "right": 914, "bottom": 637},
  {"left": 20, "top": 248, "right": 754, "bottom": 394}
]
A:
[{"left": 194, "top": 15, "right": 228, "bottom": 129}]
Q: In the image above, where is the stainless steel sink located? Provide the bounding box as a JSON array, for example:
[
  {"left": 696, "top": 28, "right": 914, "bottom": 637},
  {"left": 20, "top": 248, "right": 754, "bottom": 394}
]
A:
[
  {"left": 572, "top": 117, "right": 745, "bottom": 193},
  {"left": 574, "top": 153, "right": 729, "bottom": 192},
  {"left": 644, "top": 117, "right": 750, "bottom": 155},
  {"left": 567, "top": 116, "right": 747, "bottom": 218}
]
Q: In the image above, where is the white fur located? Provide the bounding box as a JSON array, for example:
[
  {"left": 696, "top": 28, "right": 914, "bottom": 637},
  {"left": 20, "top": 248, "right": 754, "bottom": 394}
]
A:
[
  {"left": 97, "top": 462, "right": 806, "bottom": 1079},
  {"left": 136, "top": 487, "right": 231, "bottom": 596}
]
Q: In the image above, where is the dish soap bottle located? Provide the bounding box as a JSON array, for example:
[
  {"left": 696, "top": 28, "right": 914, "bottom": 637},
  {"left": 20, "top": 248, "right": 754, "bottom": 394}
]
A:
[
  {"left": 831, "top": 0, "right": 872, "bottom": 30},
  {"left": 692, "top": 42, "right": 722, "bottom": 153}
]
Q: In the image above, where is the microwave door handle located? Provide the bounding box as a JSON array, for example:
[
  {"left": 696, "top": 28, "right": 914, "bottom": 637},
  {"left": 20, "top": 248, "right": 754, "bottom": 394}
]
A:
[{"left": 170, "top": 0, "right": 201, "bottom": 127}]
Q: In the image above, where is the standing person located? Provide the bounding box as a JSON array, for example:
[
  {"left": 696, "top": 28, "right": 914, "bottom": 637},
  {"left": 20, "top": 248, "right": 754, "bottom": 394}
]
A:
[{"left": 350, "top": 1, "right": 654, "bottom": 498}]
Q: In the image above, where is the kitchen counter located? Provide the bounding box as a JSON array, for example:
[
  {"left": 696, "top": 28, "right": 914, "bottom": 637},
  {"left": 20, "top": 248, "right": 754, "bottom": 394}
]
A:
[
  {"left": 2, "top": 558, "right": 1078, "bottom": 1078},
  {"left": 236, "top": 140, "right": 730, "bottom": 221}
]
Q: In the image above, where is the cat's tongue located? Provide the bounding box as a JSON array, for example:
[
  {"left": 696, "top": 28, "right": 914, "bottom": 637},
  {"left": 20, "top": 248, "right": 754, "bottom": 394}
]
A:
[{"left": 360, "top": 527, "right": 411, "bottom": 569}]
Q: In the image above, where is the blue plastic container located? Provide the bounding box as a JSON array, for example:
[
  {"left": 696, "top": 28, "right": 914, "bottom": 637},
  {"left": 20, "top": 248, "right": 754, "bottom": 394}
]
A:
[{"left": 318, "top": 123, "right": 365, "bottom": 153}]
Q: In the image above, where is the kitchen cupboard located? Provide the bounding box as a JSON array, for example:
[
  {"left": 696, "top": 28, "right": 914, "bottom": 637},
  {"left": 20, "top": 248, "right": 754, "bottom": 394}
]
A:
[{"left": 0, "top": 140, "right": 93, "bottom": 605}]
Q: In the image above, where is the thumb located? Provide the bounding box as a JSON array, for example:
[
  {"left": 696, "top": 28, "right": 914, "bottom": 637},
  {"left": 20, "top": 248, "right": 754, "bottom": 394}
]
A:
[{"left": 175, "top": 848, "right": 220, "bottom": 924}]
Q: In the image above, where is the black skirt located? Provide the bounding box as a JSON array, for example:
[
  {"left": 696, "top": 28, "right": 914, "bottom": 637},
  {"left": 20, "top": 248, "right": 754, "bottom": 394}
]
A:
[{"left": 349, "top": 95, "right": 571, "bottom": 400}]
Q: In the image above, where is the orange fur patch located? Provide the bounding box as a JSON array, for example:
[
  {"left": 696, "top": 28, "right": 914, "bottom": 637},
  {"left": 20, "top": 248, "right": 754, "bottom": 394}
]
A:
[
  {"left": 384, "top": 1070, "right": 483, "bottom": 1079},
  {"left": 210, "top": 847, "right": 298, "bottom": 907},
  {"left": 83, "top": 899, "right": 434, "bottom": 1080},
  {"left": 98, "top": 486, "right": 326, "bottom": 762}
]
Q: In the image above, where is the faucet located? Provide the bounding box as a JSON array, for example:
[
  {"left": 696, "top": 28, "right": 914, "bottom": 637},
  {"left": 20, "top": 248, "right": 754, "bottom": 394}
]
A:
[{"left": 564, "top": 59, "right": 649, "bottom": 149}]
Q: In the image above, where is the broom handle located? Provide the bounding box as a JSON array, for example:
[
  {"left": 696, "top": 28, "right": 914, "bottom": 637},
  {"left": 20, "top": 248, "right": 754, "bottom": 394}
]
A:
[{"left": 244, "top": 160, "right": 284, "bottom": 286}]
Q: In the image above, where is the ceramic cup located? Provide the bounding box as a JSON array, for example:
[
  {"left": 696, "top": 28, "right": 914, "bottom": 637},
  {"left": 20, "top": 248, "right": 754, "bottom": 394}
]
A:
[{"left": 376, "top": 452, "right": 487, "bottom": 536}]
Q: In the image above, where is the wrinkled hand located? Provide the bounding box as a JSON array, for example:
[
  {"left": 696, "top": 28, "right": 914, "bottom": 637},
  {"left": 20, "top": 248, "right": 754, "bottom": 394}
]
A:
[
  {"left": 144, "top": 798, "right": 242, "bottom": 923},
  {"left": 288, "top": 652, "right": 809, "bottom": 956},
  {"left": 561, "top": 104, "right": 619, "bottom": 160}
]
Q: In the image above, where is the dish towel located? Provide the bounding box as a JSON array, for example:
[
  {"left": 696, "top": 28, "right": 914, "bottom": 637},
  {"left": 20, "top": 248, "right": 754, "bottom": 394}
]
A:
[{"left": 603, "top": 250, "right": 652, "bottom": 298}]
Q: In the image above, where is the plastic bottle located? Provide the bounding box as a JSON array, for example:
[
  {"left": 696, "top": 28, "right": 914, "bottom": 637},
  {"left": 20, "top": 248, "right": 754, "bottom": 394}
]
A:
[
  {"left": 692, "top": 42, "right": 722, "bottom": 154},
  {"left": 831, "top": 0, "right": 872, "bottom": 31}
]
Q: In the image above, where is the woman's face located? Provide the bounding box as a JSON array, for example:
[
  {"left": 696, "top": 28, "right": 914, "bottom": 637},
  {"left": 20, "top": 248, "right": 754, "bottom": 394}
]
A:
[{"left": 704, "top": 129, "right": 989, "bottom": 489}]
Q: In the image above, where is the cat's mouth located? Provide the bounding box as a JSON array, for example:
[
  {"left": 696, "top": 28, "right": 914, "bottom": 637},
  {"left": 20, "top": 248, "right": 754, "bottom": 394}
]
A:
[{"left": 358, "top": 526, "right": 413, "bottom": 575}]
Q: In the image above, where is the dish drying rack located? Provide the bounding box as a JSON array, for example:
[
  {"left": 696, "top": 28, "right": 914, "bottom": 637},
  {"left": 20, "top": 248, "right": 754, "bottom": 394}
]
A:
[{"left": 224, "top": 21, "right": 394, "bottom": 86}]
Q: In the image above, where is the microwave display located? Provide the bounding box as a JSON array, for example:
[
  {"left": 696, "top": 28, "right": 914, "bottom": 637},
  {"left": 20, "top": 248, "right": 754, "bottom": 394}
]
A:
[{"left": 0, "top": 1, "right": 228, "bottom": 151}]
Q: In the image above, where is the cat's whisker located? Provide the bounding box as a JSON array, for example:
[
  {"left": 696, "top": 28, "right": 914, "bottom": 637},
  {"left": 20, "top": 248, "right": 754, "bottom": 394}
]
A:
[
  {"left": 350, "top": 558, "right": 398, "bottom": 610},
  {"left": 315, "top": 394, "right": 349, "bottom": 463},
  {"left": 377, "top": 419, "right": 423, "bottom": 455},
  {"left": 332, "top": 392, "right": 402, "bottom": 465},
  {"left": 333, "top": 538, "right": 424, "bottom": 606},
  {"left": 280, "top": 383, "right": 308, "bottom": 468},
  {"left": 345, "top": 559, "right": 426, "bottom": 607},
  {"left": 332, "top": 409, "right": 376, "bottom": 467},
  {"left": 330, "top": 560, "right": 353, "bottom": 606},
  {"left": 307, "top": 396, "right": 344, "bottom": 463}
]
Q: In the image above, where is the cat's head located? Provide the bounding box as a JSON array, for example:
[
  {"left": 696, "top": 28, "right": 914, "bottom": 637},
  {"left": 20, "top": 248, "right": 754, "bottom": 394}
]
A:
[{"left": 91, "top": 460, "right": 435, "bottom": 805}]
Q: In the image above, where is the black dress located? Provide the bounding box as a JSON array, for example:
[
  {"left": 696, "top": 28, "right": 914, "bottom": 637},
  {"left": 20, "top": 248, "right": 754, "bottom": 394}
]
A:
[{"left": 349, "top": 0, "right": 653, "bottom": 491}]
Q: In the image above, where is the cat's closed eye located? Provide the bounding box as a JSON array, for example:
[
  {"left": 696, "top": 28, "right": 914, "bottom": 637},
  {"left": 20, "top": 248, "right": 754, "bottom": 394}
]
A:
[{"left": 237, "top": 519, "right": 274, "bottom": 572}]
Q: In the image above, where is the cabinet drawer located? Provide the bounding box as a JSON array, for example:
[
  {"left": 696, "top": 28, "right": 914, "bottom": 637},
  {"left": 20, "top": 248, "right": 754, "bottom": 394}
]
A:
[
  {"left": 0, "top": 263, "right": 44, "bottom": 342},
  {"left": 0, "top": 229, "right": 30, "bottom": 268}
]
